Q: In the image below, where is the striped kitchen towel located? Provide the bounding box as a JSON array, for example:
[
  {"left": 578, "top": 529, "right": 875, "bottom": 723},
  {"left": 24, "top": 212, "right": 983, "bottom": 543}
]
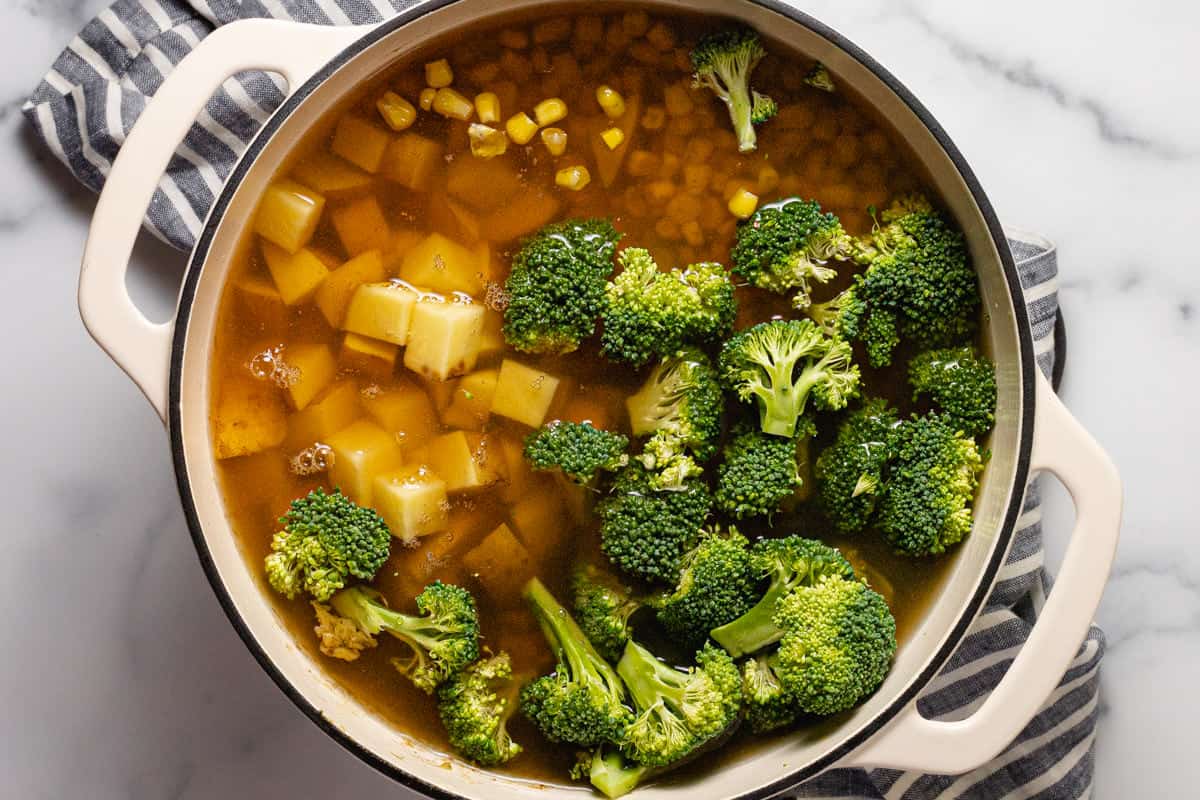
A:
[{"left": 23, "top": 2, "right": 1104, "bottom": 797}]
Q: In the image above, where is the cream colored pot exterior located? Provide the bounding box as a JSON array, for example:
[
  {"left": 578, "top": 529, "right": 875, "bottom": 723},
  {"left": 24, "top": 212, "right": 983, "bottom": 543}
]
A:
[{"left": 77, "top": 2, "right": 1122, "bottom": 798}]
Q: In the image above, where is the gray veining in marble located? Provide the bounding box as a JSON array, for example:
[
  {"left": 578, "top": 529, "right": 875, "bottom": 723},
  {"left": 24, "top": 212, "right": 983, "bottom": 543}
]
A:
[{"left": 1, "top": 0, "right": 1197, "bottom": 797}]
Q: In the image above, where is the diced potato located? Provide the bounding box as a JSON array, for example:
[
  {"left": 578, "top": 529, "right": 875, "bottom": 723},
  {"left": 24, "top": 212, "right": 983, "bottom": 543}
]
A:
[
  {"left": 325, "top": 419, "right": 404, "bottom": 505},
  {"left": 492, "top": 359, "right": 561, "bottom": 428},
  {"left": 591, "top": 94, "right": 641, "bottom": 187},
  {"left": 496, "top": 434, "right": 534, "bottom": 504},
  {"left": 373, "top": 465, "right": 449, "bottom": 542},
  {"left": 403, "top": 300, "right": 485, "bottom": 381},
  {"left": 441, "top": 369, "right": 498, "bottom": 431},
  {"left": 285, "top": 378, "right": 361, "bottom": 451},
  {"left": 398, "top": 232, "right": 482, "bottom": 295},
  {"left": 412, "top": 431, "right": 499, "bottom": 492},
  {"left": 315, "top": 250, "right": 387, "bottom": 328},
  {"left": 340, "top": 332, "right": 398, "bottom": 382},
  {"left": 380, "top": 133, "right": 443, "bottom": 191},
  {"left": 261, "top": 242, "right": 330, "bottom": 306},
  {"left": 421, "top": 375, "right": 458, "bottom": 412},
  {"left": 213, "top": 377, "right": 287, "bottom": 459},
  {"left": 445, "top": 158, "right": 524, "bottom": 212},
  {"left": 428, "top": 193, "right": 482, "bottom": 246},
  {"left": 290, "top": 153, "right": 374, "bottom": 197},
  {"left": 232, "top": 275, "right": 288, "bottom": 332},
  {"left": 283, "top": 343, "right": 336, "bottom": 411},
  {"left": 479, "top": 189, "right": 561, "bottom": 242},
  {"left": 331, "top": 115, "right": 391, "bottom": 174},
  {"left": 361, "top": 380, "right": 439, "bottom": 450},
  {"left": 342, "top": 282, "right": 418, "bottom": 345},
  {"left": 462, "top": 523, "right": 533, "bottom": 601},
  {"left": 477, "top": 310, "right": 505, "bottom": 358},
  {"left": 254, "top": 180, "right": 326, "bottom": 253},
  {"left": 331, "top": 195, "right": 391, "bottom": 256},
  {"left": 509, "top": 488, "right": 567, "bottom": 564},
  {"left": 383, "top": 228, "right": 427, "bottom": 274}
]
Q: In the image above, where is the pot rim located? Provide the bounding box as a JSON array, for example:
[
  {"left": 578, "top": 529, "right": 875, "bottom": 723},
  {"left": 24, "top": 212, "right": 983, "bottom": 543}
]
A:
[{"left": 167, "top": 1, "right": 1037, "bottom": 796}]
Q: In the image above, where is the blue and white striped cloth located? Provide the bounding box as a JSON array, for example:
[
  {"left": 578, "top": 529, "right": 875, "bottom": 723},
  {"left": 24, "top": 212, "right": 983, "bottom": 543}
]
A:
[{"left": 23, "top": 2, "right": 1103, "bottom": 797}]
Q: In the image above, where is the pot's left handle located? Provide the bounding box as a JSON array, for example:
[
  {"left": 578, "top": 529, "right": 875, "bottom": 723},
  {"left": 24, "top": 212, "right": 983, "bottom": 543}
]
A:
[{"left": 79, "top": 19, "right": 369, "bottom": 421}]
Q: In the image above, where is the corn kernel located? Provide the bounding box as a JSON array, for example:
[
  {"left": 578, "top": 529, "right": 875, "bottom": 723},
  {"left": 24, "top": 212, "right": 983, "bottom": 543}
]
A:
[
  {"left": 432, "top": 87, "right": 474, "bottom": 121},
  {"left": 728, "top": 187, "right": 760, "bottom": 219},
  {"left": 534, "top": 98, "right": 568, "bottom": 127},
  {"left": 474, "top": 92, "right": 501, "bottom": 124},
  {"left": 468, "top": 123, "right": 508, "bottom": 159},
  {"left": 600, "top": 127, "right": 625, "bottom": 150},
  {"left": 376, "top": 91, "right": 416, "bottom": 131},
  {"left": 505, "top": 112, "right": 539, "bottom": 145},
  {"left": 425, "top": 59, "right": 454, "bottom": 88},
  {"left": 540, "top": 127, "right": 568, "bottom": 156},
  {"left": 419, "top": 87, "right": 436, "bottom": 111},
  {"left": 681, "top": 220, "right": 704, "bottom": 247},
  {"left": 595, "top": 85, "right": 626, "bottom": 118},
  {"left": 642, "top": 105, "right": 666, "bottom": 130},
  {"left": 555, "top": 165, "right": 591, "bottom": 191}
]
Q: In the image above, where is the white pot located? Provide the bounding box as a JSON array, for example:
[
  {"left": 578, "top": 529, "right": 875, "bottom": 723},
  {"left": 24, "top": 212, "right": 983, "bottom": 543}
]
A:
[{"left": 77, "top": 1, "right": 1123, "bottom": 798}]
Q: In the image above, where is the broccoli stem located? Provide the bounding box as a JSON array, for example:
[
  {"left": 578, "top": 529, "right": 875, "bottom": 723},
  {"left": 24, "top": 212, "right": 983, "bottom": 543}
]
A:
[
  {"left": 728, "top": 86, "right": 756, "bottom": 153},
  {"left": 708, "top": 568, "right": 790, "bottom": 657},
  {"left": 525, "top": 578, "right": 621, "bottom": 692},
  {"left": 616, "top": 641, "right": 687, "bottom": 711},
  {"left": 590, "top": 746, "right": 648, "bottom": 799}
]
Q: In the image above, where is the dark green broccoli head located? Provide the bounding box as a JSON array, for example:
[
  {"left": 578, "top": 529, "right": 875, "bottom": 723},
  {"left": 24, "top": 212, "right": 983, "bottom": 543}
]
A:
[
  {"left": 731, "top": 198, "right": 851, "bottom": 305},
  {"left": 503, "top": 218, "right": 621, "bottom": 355},
  {"left": 626, "top": 347, "right": 724, "bottom": 464},
  {"left": 773, "top": 576, "right": 897, "bottom": 715},
  {"left": 656, "top": 527, "right": 758, "bottom": 650},
  {"left": 264, "top": 488, "right": 391, "bottom": 602},
  {"left": 691, "top": 27, "right": 774, "bottom": 152},
  {"left": 877, "top": 414, "right": 984, "bottom": 556},
  {"left": 742, "top": 652, "right": 797, "bottom": 733},
  {"left": 598, "top": 462, "right": 713, "bottom": 585},
  {"left": 814, "top": 399, "right": 901, "bottom": 533},
  {"left": 718, "top": 319, "right": 860, "bottom": 438},
  {"left": 437, "top": 652, "right": 523, "bottom": 766},
  {"left": 616, "top": 641, "right": 742, "bottom": 767},
  {"left": 714, "top": 418, "right": 816, "bottom": 520},
  {"left": 329, "top": 583, "right": 480, "bottom": 693},
  {"left": 524, "top": 421, "right": 630, "bottom": 484},
  {"left": 571, "top": 564, "right": 646, "bottom": 663},
  {"left": 601, "top": 248, "right": 737, "bottom": 367},
  {"left": 908, "top": 347, "right": 998, "bottom": 437}
]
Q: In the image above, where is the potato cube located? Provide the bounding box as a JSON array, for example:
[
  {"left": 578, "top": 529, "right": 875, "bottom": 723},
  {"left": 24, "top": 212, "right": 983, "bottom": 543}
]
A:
[
  {"left": 428, "top": 193, "right": 482, "bottom": 245},
  {"left": 446, "top": 158, "right": 523, "bottom": 211},
  {"left": 509, "top": 488, "right": 567, "bottom": 564},
  {"left": 398, "top": 232, "right": 483, "bottom": 295},
  {"left": 413, "top": 431, "right": 498, "bottom": 492},
  {"left": 331, "top": 195, "right": 391, "bottom": 256},
  {"left": 340, "top": 332, "right": 398, "bottom": 381},
  {"left": 261, "top": 242, "right": 330, "bottom": 305},
  {"left": 373, "top": 465, "right": 449, "bottom": 542},
  {"left": 492, "top": 359, "right": 561, "bottom": 427},
  {"left": 325, "top": 419, "right": 404, "bottom": 506},
  {"left": 403, "top": 300, "right": 485, "bottom": 381},
  {"left": 479, "top": 188, "right": 561, "bottom": 243},
  {"left": 462, "top": 523, "right": 533, "bottom": 601},
  {"left": 380, "top": 133, "right": 443, "bottom": 191},
  {"left": 315, "top": 250, "right": 387, "bottom": 328},
  {"left": 360, "top": 380, "right": 439, "bottom": 450},
  {"left": 283, "top": 343, "right": 336, "bottom": 411},
  {"left": 285, "top": 378, "right": 361, "bottom": 451},
  {"left": 477, "top": 310, "right": 505, "bottom": 359},
  {"left": 232, "top": 275, "right": 288, "bottom": 332},
  {"left": 254, "top": 180, "right": 326, "bottom": 253},
  {"left": 496, "top": 434, "right": 534, "bottom": 504},
  {"left": 420, "top": 375, "right": 457, "bottom": 412},
  {"left": 213, "top": 377, "right": 287, "bottom": 459},
  {"left": 331, "top": 115, "right": 391, "bottom": 173},
  {"left": 441, "top": 369, "right": 498, "bottom": 431},
  {"left": 342, "top": 282, "right": 418, "bottom": 345},
  {"left": 383, "top": 228, "right": 426, "bottom": 274},
  {"left": 290, "top": 153, "right": 374, "bottom": 197}
]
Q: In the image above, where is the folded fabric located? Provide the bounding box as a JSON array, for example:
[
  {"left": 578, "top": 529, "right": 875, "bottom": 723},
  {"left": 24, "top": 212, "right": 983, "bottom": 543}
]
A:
[{"left": 23, "top": 2, "right": 1103, "bottom": 797}]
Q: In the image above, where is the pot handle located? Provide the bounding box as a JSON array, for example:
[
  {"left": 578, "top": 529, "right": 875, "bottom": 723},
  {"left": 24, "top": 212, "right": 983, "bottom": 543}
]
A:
[
  {"left": 78, "top": 19, "right": 368, "bottom": 421},
  {"left": 844, "top": 371, "right": 1121, "bottom": 773}
]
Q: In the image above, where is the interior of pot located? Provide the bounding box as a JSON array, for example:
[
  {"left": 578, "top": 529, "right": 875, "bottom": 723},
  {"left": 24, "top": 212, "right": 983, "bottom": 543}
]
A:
[{"left": 172, "top": 1, "right": 1031, "bottom": 797}]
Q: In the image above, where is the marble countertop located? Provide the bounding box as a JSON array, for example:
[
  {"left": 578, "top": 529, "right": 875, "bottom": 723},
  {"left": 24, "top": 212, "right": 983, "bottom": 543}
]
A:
[{"left": 2, "top": 0, "right": 1196, "bottom": 797}]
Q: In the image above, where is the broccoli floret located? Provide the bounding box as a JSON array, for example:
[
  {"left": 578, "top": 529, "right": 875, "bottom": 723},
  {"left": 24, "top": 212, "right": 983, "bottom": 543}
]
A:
[
  {"left": 710, "top": 536, "right": 855, "bottom": 658},
  {"left": 524, "top": 421, "right": 629, "bottom": 485},
  {"left": 656, "top": 527, "right": 758, "bottom": 650},
  {"left": 908, "top": 347, "right": 998, "bottom": 437},
  {"left": 264, "top": 487, "right": 391, "bottom": 602},
  {"left": 731, "top": 198, "right": 852, "bottom": 306},
  {"left": 877, "top": 414, "right": 984, "bottom": 556},
  {"left": 714, "top": 417, "right": 816, "bottom": 520},
  {"left": 521, "top": 578, "right": 634, "bottom": 748},
  {"left": 598, "top": 462, "right": 713, "bottom": 585},
  {"left": 805, "top": 284, "right": 902, "bottom": 369},
  {"left": 616, "top": 641, "right": 742, "bottom": 767},
  {"left": 804, "top": 62, "right": 836, "bottom": 92},
  {"left": 773, "top": 576, "right": 897, "bottom": 715},
  {"left": 601, "top": 248, "right": 737, "bottom": 366},
  {"left": 503, "top": 218, "right": 621, "bottom": 354},
  {"left": 437, "top": 652, "right": 524, "bottom": 766},
  {"left": 718, "top": 319, "right": 861, "bottom": 438},
  {"left": 814, "top": 399, "right": 901, "bottom": 533},
  {"left": 578, "top": 745, "right": 650, "bottom": 799},
  {"left": 572, "top": 564, "right": 647, "bottom": 662},
  {"left": 312, "top": 601, "right": 378, "bottom": 661},
  {"left": 691, "top": 27, "right": 776, "bottom": 152},
  {"left": 742, "top": 652, "right": 796, "bottom": 733},
  {"left": 329, "top": 583, "right": 480, "bottom": 693}
]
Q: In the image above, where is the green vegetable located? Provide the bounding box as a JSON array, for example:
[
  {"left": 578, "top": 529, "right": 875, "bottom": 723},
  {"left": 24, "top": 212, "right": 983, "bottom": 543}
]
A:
[
  {"left": 503, "top": 218, "right": 621, "bottom": 354},
  {"left": 264, "top": 487, "right": 391, "bottom": 602},
  {"left": 577, "top": 745, "right": 649, "bottom": 799},
  {"left": 601, "top": 248, "right": 737, "bottom": 366},
  {"left": 730, "top": 198, "right": 851, "bottom": 306},
  {"left": 656, "top": 527, "right": 758, "bottom": 650},
  {"left": 691, "top": 27, "right": 777, "bottom": 152},
  {"left": 572, "top": 563, "right": 647, "bottom": 662},
  {"left": 814, "top": 399, "right": 900, "bottom": 533},
  {"left": 714, "top": 418, "right": 816, "bottom": 520},
  {"left": 718, "top": 319, "right": 860, "bottom": 438},
  {"left": 437, "top": 652, "right": 523, "bottom": 766},
  {"left": 803, "top": 62, "right": 835, "bottom": 92},
  {"left": 908, "top": 346, "right": 998, "bottom": 437},
  {"left": 524, "top": 421, "right": 630, "bottom": 484},
  {"left": 741, "top": 651, "right": 796, "bottom": 733},
  {"left": 329, "top": 583, "right": 480, "bottom": 693}
]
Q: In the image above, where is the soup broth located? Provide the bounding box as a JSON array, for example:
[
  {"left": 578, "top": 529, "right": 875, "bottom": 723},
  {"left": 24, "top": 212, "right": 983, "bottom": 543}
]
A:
[{"left": 210, "top": 5, "right": 960, "bottom": 786}]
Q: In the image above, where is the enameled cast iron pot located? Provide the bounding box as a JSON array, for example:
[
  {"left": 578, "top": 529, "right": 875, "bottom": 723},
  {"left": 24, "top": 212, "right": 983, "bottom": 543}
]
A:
[{"left": 77, "top": 1, "right": 1123, "bottom": 797}]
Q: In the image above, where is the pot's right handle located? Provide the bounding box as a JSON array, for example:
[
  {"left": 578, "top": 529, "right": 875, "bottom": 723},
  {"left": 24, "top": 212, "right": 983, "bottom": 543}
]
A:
[
  {"left": 79, "top": 19, "right": 368, "bottom": 421},
  {"left": 844, "top": 371, "right": 1120, "bottom": 774}
]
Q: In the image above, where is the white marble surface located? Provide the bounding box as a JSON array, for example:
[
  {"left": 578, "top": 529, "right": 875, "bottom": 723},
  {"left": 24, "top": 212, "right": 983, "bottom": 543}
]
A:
[{"left": 1, "top": 0, "right": 1196, "bottom": 797}]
